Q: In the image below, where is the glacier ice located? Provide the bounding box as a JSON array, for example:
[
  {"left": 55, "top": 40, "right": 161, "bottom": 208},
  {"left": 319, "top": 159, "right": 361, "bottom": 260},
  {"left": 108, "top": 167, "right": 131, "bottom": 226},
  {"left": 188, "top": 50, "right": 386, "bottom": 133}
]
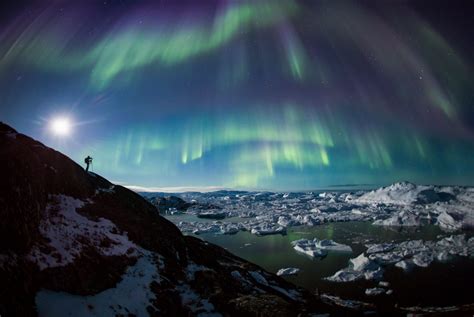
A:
[
  {"left": 162, "top": 182, "right": 474, "bottom": 237},
  {"left": 325, "top": 234, "right": 474, "bottom": 282}
]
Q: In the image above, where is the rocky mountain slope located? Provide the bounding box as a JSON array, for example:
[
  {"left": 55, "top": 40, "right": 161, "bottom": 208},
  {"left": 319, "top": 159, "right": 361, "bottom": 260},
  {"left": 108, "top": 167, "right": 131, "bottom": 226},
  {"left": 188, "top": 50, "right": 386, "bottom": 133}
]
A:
[{"left": 0, "top": 123, "right": 341, "bottom": 316}]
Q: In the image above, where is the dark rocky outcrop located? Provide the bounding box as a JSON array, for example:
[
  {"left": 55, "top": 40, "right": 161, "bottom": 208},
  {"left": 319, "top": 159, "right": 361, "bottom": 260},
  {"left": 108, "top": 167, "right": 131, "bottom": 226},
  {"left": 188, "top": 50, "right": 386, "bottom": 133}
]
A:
[
  {"left": 0, "top": 123, "right": 343, "bottom": 316},
  {"left": 148, "top": 194, "right": 222, "bottom": 215},
  {"left": 149, "top": 195, "right": 193, "bottom": 213}
]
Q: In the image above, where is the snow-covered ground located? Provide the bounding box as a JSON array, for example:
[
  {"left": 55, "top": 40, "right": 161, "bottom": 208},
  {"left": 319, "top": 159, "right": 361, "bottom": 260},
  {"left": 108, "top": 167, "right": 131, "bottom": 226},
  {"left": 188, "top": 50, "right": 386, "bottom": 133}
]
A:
[
  {"left": 36, "top": 253, "right": 161, "bottom": 316},
  {"left": 28, "top": 195, "right": 140, "bottom": 270}
]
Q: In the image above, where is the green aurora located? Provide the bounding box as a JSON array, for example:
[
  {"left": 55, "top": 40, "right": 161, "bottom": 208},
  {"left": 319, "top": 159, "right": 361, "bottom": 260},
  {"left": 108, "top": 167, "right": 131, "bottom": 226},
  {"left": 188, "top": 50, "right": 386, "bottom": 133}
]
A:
[{"left": 1, "top": 0, "right": 473, "bottom": 190}]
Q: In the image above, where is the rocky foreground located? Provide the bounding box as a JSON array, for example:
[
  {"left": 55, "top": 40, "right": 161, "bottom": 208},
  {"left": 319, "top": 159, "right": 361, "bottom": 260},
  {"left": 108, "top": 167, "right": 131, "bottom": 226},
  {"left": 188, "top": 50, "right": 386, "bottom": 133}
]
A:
[{"left": 0, "top": 123, "right": 345, "bottom": 316}]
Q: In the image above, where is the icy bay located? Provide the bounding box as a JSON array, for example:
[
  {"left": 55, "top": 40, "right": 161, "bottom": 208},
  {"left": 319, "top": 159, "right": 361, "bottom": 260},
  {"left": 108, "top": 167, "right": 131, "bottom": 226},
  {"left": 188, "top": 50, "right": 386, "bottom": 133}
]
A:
[{"left": 145, "top": 182, "right": 474, "bottom": 310}]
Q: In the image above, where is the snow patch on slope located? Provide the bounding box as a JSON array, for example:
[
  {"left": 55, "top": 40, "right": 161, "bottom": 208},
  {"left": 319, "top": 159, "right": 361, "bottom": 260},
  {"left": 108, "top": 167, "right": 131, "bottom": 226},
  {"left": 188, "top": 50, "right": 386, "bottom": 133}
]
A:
[
  {"left": 36, "top": 253, "right": 160, "bottom": 316},
  {"left": 176, "top": 283, "right": 222, "bottom": 317},
  {"left": 186, "top": 262, "right": 213, "bottom": 281},
  {"left": 28, "top": 195, "right": 139, "bottom": 270}
]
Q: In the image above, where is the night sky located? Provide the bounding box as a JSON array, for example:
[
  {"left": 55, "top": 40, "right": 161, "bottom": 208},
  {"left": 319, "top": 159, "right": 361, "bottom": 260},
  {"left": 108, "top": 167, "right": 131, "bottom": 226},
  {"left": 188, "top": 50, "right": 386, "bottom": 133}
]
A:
[{"left": 1, "top": 0, "right": 473, "bottom": 191}]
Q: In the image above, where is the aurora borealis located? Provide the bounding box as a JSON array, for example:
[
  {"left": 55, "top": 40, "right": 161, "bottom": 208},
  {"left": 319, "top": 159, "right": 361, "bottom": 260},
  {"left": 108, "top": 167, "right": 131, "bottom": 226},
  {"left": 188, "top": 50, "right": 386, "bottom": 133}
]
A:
[{"left": 1, "top": 0, "right": 473, "bottom": 190}]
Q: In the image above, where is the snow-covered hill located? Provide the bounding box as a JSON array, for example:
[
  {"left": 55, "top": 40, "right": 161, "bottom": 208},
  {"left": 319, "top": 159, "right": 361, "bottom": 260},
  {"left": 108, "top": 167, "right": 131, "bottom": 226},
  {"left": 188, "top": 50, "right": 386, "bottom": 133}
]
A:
[
  {"left": 355, "top": 181, "right": 451, "bottom": 205},
  {"left": 0, "top": 123, "right": 338, "bottom": 317},
  {"left": 355, "top": 181, "right": 422, "bottom": 205}
]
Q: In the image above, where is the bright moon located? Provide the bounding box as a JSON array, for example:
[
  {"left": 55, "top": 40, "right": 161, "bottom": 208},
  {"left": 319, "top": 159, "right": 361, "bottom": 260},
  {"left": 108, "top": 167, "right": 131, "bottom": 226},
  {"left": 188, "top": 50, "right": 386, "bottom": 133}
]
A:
[{"left": 50, "top": 117, "right": 72, "bottom": 136}]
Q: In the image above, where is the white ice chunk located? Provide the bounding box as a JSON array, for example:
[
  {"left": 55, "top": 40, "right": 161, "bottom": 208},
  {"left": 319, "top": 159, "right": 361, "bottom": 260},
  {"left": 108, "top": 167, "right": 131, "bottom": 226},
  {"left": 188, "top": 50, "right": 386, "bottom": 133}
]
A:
[
  {"left": 325, "top": 253, "right": 383, "bottom": 282},
  {"left": 373, "top": 210, "right": 421, "bottom": 227},
  {"left": 356, "top": 182, "right": 426, "bottom": 205},
  {"left": 250, "top": 224, "right": 286, "bottom": 236},
  {"left": 325, "top": 269, "right": 364, "bottom": 282},
  {"left": 276, "top": 267, "right": 300, "bottom": 276},
  {"left": 291, "top": 238, "right": 351, "bottom": 259},
  {"left": 378, "top": 281, "right": 390, "bottom": 288},
  {"left": 365, "top": 287, "right": 386, "bottom": 296},
  {"left": 412, "top": 252, "right": 434, "bottom": 267},
  {"left": 395, "top": 259, "right": 415, "bottom": 272},
  {"left": 350, "top": 253, "right": 374, "bottom": 271},
  {"left": 436, "top": 212, "right": 463, "bottom": 231}
]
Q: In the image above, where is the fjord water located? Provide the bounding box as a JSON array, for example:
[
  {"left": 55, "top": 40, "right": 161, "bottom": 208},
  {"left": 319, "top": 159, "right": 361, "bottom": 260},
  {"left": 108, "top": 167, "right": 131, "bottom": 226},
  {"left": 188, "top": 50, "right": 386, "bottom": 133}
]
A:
[{"left": 165, "top": 216, "right": 474, "bottom": 307}]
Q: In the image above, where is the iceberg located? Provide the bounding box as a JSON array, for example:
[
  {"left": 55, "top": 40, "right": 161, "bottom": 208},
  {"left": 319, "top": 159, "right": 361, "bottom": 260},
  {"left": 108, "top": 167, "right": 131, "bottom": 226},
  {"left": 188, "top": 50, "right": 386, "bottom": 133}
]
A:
[
  {"left": 372, "top": 210, "right": 421, "bottom": 227},
  {"left": 162, "top": 182, "right": 474, "bottom": 239},
  {"left": 436, "top": 212, "right": 463, "bottom": 231},
  {"left": 394, "top": 259, "right": 414, "bottom": 272},
  {"left": 327, "top": 235, "right": 474, "bottom": 281},
  {"left": 250, "top": 224, "right": 286, "bottom": 236},
  {"left": 325, "top": 253, "right": 383, "bottom": 282},
  {"left": 356, "top": 182, "right": 425, "bottom": 205},
  {"left": 291, "top": 238, "right": 352, "bottom": 259},
  {"left": 293, "top": 243, "right": 328, "bottom": 258},
  {"left": 318, "top": 239, "right": 353, "bottom": 252},
  {"left": 412, "top": 252, "right": 434, "bottom": 267}
]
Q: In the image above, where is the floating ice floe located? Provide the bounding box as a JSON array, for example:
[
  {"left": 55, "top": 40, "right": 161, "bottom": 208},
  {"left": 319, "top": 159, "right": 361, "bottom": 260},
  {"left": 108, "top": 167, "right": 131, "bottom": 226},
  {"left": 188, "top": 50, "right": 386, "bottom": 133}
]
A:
[
  {"left": 276, "top": 267, "right": 300, "bottom": 276},
  {"left": 250, "top": 224, "right": 286, "bottom": 236},
  {"left": 364, "top": 287, "right": 386, "bottom": 296},
  {"left": 378, "top": 281, "right": 390, "bottom": 287},
  {"left": 325, "top": 253, "right": 383, "bottom": 282},
  {"left": 292, "top": 239, "right": 352, "bottom": 259},
  {"left": 325, "top": 234, "right": 474, "bottom": 282},
  {"left": 400, "top": 303, "right": 474, "bottom": 314},
  {"left": 320, "top": 294, "right": 375, "bottom": 311}
]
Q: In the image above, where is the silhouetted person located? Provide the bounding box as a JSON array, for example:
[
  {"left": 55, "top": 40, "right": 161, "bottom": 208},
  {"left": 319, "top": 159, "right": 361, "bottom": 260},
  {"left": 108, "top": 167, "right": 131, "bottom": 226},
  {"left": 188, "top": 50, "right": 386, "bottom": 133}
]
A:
[{"left": 84, "top": 156, "right": 93, "bottom": 172}]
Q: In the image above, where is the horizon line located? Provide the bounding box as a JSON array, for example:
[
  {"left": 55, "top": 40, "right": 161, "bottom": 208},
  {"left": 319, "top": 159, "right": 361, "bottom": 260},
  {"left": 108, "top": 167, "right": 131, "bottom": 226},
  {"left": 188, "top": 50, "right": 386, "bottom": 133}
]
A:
[{"left": 121, "top": 183, "right": 382, "bottom": 193}]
